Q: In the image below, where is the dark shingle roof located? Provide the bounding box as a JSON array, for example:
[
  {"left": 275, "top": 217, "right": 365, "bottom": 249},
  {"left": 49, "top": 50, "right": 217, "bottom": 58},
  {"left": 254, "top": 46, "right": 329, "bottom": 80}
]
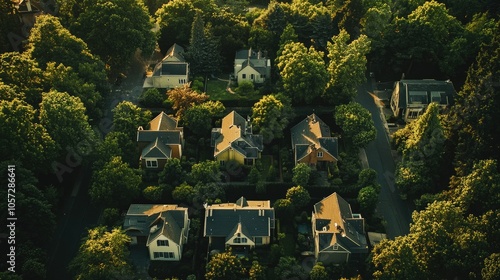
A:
[
  {"left": 394, "top": 79, "right": 456, "bottom": 109},
  {"left": 161, "top": 63, "right": 187, "bottom": 76},
  {"left": 141, "top": 138, "right": 172, "bottom": 158},
  {"left": 137, "top": 130, "right": 181, "bottom": 145}
]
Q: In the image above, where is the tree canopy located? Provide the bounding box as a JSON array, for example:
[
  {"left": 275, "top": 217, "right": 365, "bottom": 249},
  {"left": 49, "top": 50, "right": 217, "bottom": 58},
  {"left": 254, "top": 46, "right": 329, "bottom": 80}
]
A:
[
  {"left": 167, "top": 84, "right": 209, "bottom": 118},
  {"left": 334, "top": 102, "right": 376, "bottom": 148},
  {"left": 251, "top": 94, "right": 293, "bottom": 143},
  {"left": 205, "top": 249, "right": 246, "bottom": 280}
]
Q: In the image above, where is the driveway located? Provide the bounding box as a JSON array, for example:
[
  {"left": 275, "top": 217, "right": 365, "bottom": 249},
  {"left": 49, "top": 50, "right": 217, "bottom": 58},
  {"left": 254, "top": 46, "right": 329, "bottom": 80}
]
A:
[{"left": 356, "top": 79, "right": 412, "bottom": 238}]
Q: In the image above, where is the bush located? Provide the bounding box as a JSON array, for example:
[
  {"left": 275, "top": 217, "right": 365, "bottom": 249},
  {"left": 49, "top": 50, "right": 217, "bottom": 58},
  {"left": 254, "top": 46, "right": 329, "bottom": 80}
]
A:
[
  {"left": 248, "top": 165, "right": 261, "bottom": 184},
  {"left": 192, "top": 77, "right": 204, "bottom": 92},
  {"left": 101, "top": 208, "right": 121, "bottom": 227},
  {"left": 236, "top": 81, "right": 256, "bottom": 95},
  {"left": 139, "top": 88, "right": 164, "bottom": 107},
  {"left": 143, "top": 185, "right": 163, "bottom": 202}
]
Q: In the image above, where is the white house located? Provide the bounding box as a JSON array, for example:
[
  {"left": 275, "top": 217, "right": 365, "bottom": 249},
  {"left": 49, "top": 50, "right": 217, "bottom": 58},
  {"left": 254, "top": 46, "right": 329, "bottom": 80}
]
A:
[
  {"left": 234, "top": 49, "right": 271, "bottom": 84},
  {"left": 143, "top": 44, "right": 189, "bottom": 89},
  {"left": 124, "top": 204, "right": 190, "bottom": 261}
]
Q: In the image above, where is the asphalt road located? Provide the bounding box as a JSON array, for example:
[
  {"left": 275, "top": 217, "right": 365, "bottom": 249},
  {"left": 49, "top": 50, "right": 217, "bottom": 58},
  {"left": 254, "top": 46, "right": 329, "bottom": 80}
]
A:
[{"left": 356, "top": 79, "right": 412, "bottom": 238}]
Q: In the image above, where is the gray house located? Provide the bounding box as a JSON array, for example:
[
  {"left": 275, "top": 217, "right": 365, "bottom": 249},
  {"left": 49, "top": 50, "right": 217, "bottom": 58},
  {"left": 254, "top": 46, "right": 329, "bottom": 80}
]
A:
[
  {"left": 390, "top": 79, "right": 455, "bottom": 122},
  {"left": 312, "top": 193, "right": 368, "bottom": 264}
]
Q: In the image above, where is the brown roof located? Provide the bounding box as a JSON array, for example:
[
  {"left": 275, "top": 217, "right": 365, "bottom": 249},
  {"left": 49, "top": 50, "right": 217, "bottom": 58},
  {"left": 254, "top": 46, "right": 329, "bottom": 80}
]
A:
[
  {"left": 149, "top": 112, "right": 179, "bottom": 131},
  {"left": 291, "top": 114, "right": 338, "bottom": 162}
]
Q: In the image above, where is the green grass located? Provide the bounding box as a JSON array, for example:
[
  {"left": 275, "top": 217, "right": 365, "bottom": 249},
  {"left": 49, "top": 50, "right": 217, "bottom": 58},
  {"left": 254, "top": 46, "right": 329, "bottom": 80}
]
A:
[{"left": 205, "top": 78, "right": 261, "bottom": 101}]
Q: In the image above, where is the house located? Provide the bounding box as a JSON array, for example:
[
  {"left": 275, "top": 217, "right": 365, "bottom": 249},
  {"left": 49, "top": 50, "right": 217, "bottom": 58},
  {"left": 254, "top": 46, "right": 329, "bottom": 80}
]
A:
[
  {"left": 312, "top": 192, "right": 368, "bottom": 264},
  {"left": 204, "top": 197, "right": 275, "bottom": 252},
  {"left": 290, "top": 114, "right": 339, "bottom": 167},
  {"left": 137, "top": 112, "right": 183, "bottom": 169},
  {"left": 123, "top": 204, "right": 190, "bottom": 261},
  {"left": 390, "top": 79, "right": 456, "bottom": 122},
  {"left": 143, "top": 43, "right": 189, "bottom": 89},
  {"left": 211, "top": 111, "right": 263, "bottom": 166},
  {"left": 234, "top": 49, "right": 271, "bottom": 84}
]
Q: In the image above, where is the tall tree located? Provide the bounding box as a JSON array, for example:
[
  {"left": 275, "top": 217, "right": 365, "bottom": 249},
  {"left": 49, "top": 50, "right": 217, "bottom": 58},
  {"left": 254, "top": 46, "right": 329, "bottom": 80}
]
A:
[
  {"left": 89, "top": 156, "right": 141, "bottom": 207},
  {"left": 112, "top": 101, "right": 152, "bottom": 140},
  {"left": 334, "top": 102, "right": 376, "bottom": 148},
  {"left": 71, "top": 0, "right": 156, "bottom": 75},
  {"left": 182, "top": 100, "right": 225, "bottom": 136},
  {"left": 155, "top": 0, "right": 196, "bottom": 51},
  {"left": 276, "top": 42, "right": 328, "bottom": 104},
  {"left": 325, "top": 30, "right": 371, "bottom": 104},
  {"left": 251, "top": 94, "right": 293, "bottom": 143},
  {"left": 39, "top": 90, "right": 95, "bottom": 155},
  {"left": 167, "top": 84, "right": 209, "bottom": 118},
  {"left": 292, "top": 163, "right": 312, "bottom": 187},
  {"left": 189, "top": 160, "right": 222, "bottom": 184},
  {"left": 70, "top": 226, "right": 133, "bottom": 280},
  {"left": 186, "top": 13, "right": 221, "bottom": 82},
  {"left": 0, "top": 0, "right": 18, "bottom": 53},
  {"left": 158, "top": 158, "right": 186, "bottom": 191},
  {"left": 285, "top": 185, "right": 311, "bottom": 211},
  {"left": 0, "top": 99, "right": 57, "bottom": 173}
]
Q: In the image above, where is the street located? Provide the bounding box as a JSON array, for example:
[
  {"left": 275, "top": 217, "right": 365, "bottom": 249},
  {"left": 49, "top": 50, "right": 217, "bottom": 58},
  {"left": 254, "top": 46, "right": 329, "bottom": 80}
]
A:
[{"left": 356, "top": 79, "right": 412, "bottom": 238}]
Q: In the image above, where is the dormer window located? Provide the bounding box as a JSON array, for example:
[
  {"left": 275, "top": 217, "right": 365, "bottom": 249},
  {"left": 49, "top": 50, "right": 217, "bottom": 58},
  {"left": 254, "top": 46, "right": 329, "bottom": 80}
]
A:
[{"left": 317, "top": 151, "right": 323, "bottom": 158}]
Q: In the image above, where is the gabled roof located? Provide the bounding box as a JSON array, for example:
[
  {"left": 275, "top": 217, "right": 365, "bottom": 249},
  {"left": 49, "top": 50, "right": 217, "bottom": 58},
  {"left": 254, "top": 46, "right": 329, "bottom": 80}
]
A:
[
  {"left": 239, "top": 60, "right": 268, "bottom": 76},
  {"left": 211, "top": 111, "right": 263, "bottom": 158},
  {"left": 123, "top": 204, "right": 187, "bottom": 239},
  {"left": 313, "top": 193, "right": 367, "bottom": 253},
  {"left": 147, "top": 209, "right": 186, "bottom": 246},
  {"left": 137, "top": 112, "right": 183, "bottom": 154},
  {"left": 151, "top": 44, "right": 188, "bottom": 77},
  {"left": 163, "top": 43, "right": 186, "bottom": 62},
  {"left": 149, "top": 112, "right": 179, "bottom": 131},
  {"left": 141, "top": 138, "right": 172, "bottom": 158},
  {"left": 291, "top": 114, "right": 338, "bottom": 161},
  {"left": 393, "top": 79, "right": 456, "bottom": 109},
  {"left": 204, "top": 197, "right": 274, "bottom": 239}
]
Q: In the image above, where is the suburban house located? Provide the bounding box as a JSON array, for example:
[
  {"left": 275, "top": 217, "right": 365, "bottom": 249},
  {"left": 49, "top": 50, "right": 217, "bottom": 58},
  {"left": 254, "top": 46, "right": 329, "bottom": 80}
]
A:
[
  {"left": 137, "top": 112, "right": 183, "bottom": 169},
  {"left": 143, "top": 43, "right": 189, "bottom": 89},
  {"left": 204, "top": 197, "right": 275, "bottom": 252},
  {"left": 211, "top": 111, "right": 263, "bottom": 166},
  {"left": 290, "top": 114, "right": 339, "bottom": 167},
  {"left": 312, "top": 192, "right": 368, "bottom": 264},
  {"left": 390, "top": 79, "right": 456, "bottom": 122},
  {"left": 233, "top": 49, "right": 271, "bottom": 84},
  {"left": 123, "top": 204, "right": 190, "bottom": 261}
]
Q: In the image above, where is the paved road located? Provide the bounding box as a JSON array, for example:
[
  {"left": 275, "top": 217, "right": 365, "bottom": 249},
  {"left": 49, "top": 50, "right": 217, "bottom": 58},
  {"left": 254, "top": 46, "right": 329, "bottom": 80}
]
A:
[{"left": 356, "top": 79, "right": 412, "bottom": 238}]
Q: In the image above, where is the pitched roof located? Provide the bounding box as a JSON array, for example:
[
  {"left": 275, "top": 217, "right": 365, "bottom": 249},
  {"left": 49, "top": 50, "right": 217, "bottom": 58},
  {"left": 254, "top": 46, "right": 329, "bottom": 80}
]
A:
[
  {"left": 141, "top": 137, "right": 172, "bottom": 158},
  {"left": 147, "top": 209, "right": 187, "bottom": 245},
  {"left": 393, "top": 79, "right": 456, "bottom": 109},
  {"left": 137, "top": 112, "right": 183, "bottom": 155},
  {"left": 313, "top": 193, "right": 367, "bottom": 253},
  {"left": 151, "top": 44, "right": 188, "bottom": 77},
  {"left": 211, "top": 111, "right": 263, "bottom": 158},
  {"left": 291, "top": 114, "right": 338, "bottom": 161},
  {"left": 204, "top": 197, "right": 274, "bottom": 239},
  {"left": 123, "top": 204, "right": 187, "bottom": 239},
  {"left": 149, "top": 112, "right": 179, "bottom": 131},
  {"left": 161, "top": 63, "right": 187, "bottom": 76}
]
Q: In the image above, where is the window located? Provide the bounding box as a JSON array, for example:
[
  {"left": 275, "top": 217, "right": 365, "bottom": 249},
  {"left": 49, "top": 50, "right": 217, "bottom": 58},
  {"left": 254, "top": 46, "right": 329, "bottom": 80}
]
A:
[
  {"left": 431, "top": 91, "right": 445, "bottom": 104},
  {"left": 317, "top": 151, "right": 323, "bottom": 158},
  {"left": 242, "top": 74, "right": 246, "bottom": 79},
  {"left": 157, "top": 240, "right": 169, "bottom": 246},
  {"left": 220, "top": 160, "right": 225, "bottom": 166},
  {"left": 179, "top": 79, "right": 186, "bottom": 84},
  {"left": 146, "top": 159, "right": 158, "bottom": 168},
  {"left": 260, "top": 74, "right": 265, "bottom": 79},
  {"left": 241, "top": 238, "right": 247, "bottom": 243},
  {"left": 234, "top": 238, "right": 241, "bottom": 243},
  {"left": 251, "top": 74, "right": 254, "bottom": 80},
  {"left": 408, "top": 91, "right": 428, "bottom": 104},
  {"left": 154, "top": 252, "right": 174, "bottom": 259},
  {"left": 333, "top": 244, "right": 339, "bottom": 250},
  {"left": 254, "top": 237, "right": 262, "bottom": 245}
]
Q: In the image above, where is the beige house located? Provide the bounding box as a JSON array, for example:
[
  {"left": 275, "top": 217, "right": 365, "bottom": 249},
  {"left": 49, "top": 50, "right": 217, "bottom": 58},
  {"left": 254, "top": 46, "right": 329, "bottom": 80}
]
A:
[
  {"left": 143, "top": 43, "right": 189, "bottom": 89},
  {"left": 234, "top": 49, "right": 271, "bottom": 84},
  {"left": 123, "top": 204, "right": 190, "bottom": 261},
  {"left": 390, "top": 79, "right": 455, "bottom": 122},
  {"left": 211, "top": 111, "right": 263, "bottom": 166},
  {"left": 291, "top": 114, "right": 338, "bottom": 167},
  {"left": 137, "top": 112, "right": 183, "bottom": 169},
  {"left": 204, "top": 197, "right": 275, "bottom": 252},
  {"left": 312, "top": 193, "right": 368, "bottom": 264}
]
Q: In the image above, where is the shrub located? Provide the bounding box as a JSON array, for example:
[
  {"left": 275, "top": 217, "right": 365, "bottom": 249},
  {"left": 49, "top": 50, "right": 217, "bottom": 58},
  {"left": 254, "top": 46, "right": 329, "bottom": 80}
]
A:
[
  {"left": 143, "top": 185, "right": 163, "bottom": 202},
  {"left": 236, "top": 81, "right": 256, "bottom": 95},
  {"left": 139, "top": 88, "right": 164, "bottom": 107}
]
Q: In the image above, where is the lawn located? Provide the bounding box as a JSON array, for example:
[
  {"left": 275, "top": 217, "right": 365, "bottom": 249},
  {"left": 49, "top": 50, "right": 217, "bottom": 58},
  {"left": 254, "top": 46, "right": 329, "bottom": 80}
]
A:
[{"left": 205, "top": 77, "right": 261, "bottom": 101}]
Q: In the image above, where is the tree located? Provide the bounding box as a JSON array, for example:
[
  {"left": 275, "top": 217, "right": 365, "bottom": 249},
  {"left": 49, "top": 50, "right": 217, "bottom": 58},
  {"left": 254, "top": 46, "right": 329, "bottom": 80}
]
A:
[
  {"left": 193, "top": 182, "right": 225, "bottom": 205},
  {"left": 158, "top": 158, "right": 186, "bottom": 190},
  {"left": 182, "top": 100, "right": 225, "bottom": 136},
  {"left": 70, "top": 226, "right": 133, "bottom": 280},
  {"left": 205, "top": 249, "right": 245, "bottom": 280},
  {"left": 393, "top": 103, "right": 445, "bottom": 199},
  {"left": 273, "top": 198, "right": 293, "bottom": 218},
  {"left": 292, "top": 163, "right": 312, "bottom": 187},
  {"left": 310, "top": 262, "right": 329, "bottom": 280},
  {"left": 335, "top": 102, "right": 376, "bottom": 148},
  {"left": 249, "top": 260, "right": 266, "bottom": 280},
  {"left": 172, "top": 182, "right": 196, "bottom": 203},
  {"left": 167, "top": 84, "right": 209, "bottom": 118},
  {"left": 138, "top": 88, "right": 164, "bottom": 107},
  {"left": 482, "top": 253, "right": 500, "bottom": 280},
  {"left": 39, "top": 90, "right": 94, "bottom": 154},
  {"left": 275, "top": 24, "right": 298, "bottom": 63},
  {"left": 274, "top": 257, "right": 307, "bottom": 280},
  {"left": 285, "top": 186, "right": 311, "bottom": 211},
  {"left": 251, "top": 94, "right": 293, "bottom": 143},
  {"left": 357, "top": 186, "right": 378, "bottom": 215},
  {"left": 0, "top": 99, "right": 57, "bottom": 173},
  {"left": 276, "top": 42, "right": 328, "bottom": 104},
  {"left": 71, "top": 0, "right": 156, "bottom": 75},
  {"left": 248, "top": 165, "right": 261, "bottom": 184},
  {"left": 156, "top": 0, "right": 196, "bottom": 51},
  {"left": 112, "top": 101, "right": 152, "bottom": 140},
  {"left": 0, "top": 82, "right": 18, "bottom": 101},
  {"left": 357, "top": 168, "right": 379, "bottom": 189},
  {"left": 89, "top": 156, "right": 141, "bottom": 208},
  {"left": 143, "top": 185, "right": 163, "bottom": 202},
  {"left": 186, "top": 13, "right": 221, "bottom": 82},
  {"left": 25, "top": 14, "right": 108, "bottom": 96},
  {"left": 189, "top": 160, "right": 222, "bottom": 184},
  {"left": 0, "top": 52, "right": 45, "bottom": 106},
  {"left": 0, "top": 0, "right": 18, "bottom": 53},
  {"left": 326, "top": 30, "right": 371, "bottom": 104}
]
